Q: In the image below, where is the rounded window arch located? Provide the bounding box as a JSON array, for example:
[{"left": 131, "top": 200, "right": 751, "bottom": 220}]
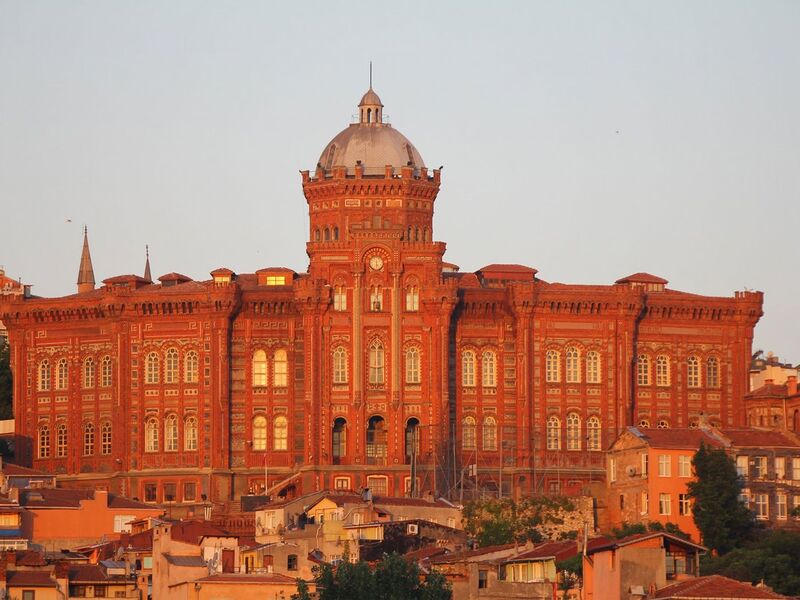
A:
[
  {"left": 82, "top": 357, "right": 96, "bottom": 389},
  {"left": 184, "top": 351, "right": 199, "bottom": 384},
  {"left": 100, "top": 421, "right": 112, "bottom": 455},
  {"left": 566, "top": 413, "right": 581, "bottom": 451},
  {"left": 100, "top": 356, "right": 113, "bottom": 387},
  {"left": 462, "top": 350, "right": 476, "bottom": 387},
  {"left": 405, "top": 347, "right": 420, "bottom": 384},
  {"left": 333, "top": 347, "right": 348, "bottom": 384},
  {"left": 545, "top": 350, "right": 560, "bottom": 383},
  {"left": 656, "top": 355, "right": 671, "bottom": 386},
  {"left": 38, "top": 424, "right": 51, "bottom": 458},
  {"left": 706, "top": 356, "right": 720, "bottom": 389},
  {"left": 405, "top": 418, "right": 420, "bottom": 462},
  {"left": 164, "top": 348, "right": 179, "bottom": 384},
  {"left": 565, "top": 347, "right": 581, "bottom": 383},
  {"left": 637, "top": 354, "right": 651, "bottom": 386},
  {"left": 482, "top": 416, "right": 497, "bottom": 450},
  {"left": 313, "top": 229, "right": 320, "bottom": 242},
  {"left": 332, "top": 417, "right": 347, "bottom": 463},
  {"left": 184, "top": 416, "right": 198, "bottom": 451},
  {"left": 273, "top": 415, "right": 288, "bottom": 450},
  {"left": 145, "top": 352, "right": 160, "bottom": 385},
  {"left": 687, "top": 355, "right": 701, "bottom": 388},
  {"left": 546, "top": 416, "right": 561, "bottom": 450},
  {"left": 56, "top": 358, "right": 69, "bottom": 391},
  {"left": 38, "top": 359, "right": 51, "bottom": 392},
  {"left": 273, "top": 349, "right": 288, "bottom": 387},
  {"left": 586, "top": 351, "right": 601, "bottom": 384},
  {"left": 56, "top": 423, "right": 68, "bottom": 457},
  {"left": 252, "top": 415, "right": 267, "bottom": 451},
  {"left": 83, "top": 422, "right": 95, "bottom": 456},
  {"left": 369, "top": 340, "right": 385, "bottom": 385},
  {"left": 462, "top": 416, "right": 477, "bottom": 450},
  {"left": 366, "top": 415, "right": 387, "bottom": 463},
  {"left": 252, "top": 350, "right": 267, "bottom": 387},
  {"left": 165, "top": 414, "right": 179, "bottom": 451},
  {"left": 587, "top": 416, "right": 601, "bottom": 451},
  {"left": 482, "top": 351, "right": 497, "bottom": 387},
  {"left": 145, "top": 417, "right": 159, "bottom": 452}
]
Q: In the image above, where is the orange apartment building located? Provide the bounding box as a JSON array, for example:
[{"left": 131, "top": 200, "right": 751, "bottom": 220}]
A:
[{"left": 0, "top": 87, "right": 764, "bottom": 508}]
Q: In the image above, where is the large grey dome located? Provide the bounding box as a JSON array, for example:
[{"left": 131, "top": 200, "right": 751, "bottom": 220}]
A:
[{"left": 317, "top": 88, "right": 425, "bottom": 174}]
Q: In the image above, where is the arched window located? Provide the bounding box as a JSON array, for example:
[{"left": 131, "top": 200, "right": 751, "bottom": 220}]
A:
[
  {"left": 332, "top": 418, "right": 346, "bottom": 463},
  {"left": 82, "top": 357, "right": 95, "bottom": 389},
  {"left": 369, "top": 340, "right": 384, "bottom": 385},
  {"left": 656, "top": 355, "right": 670, "bottom": 387},
  {"left": 370, "top": 286, "right": 383, "bottom": 311},
  {"left": 184, "top": 351, "right": 199, "bottom": 383},
  {"left": 566, "top": 413, "right": 581, "bottom": 451},
  {"left": 333, "top": 286, "right": 347, "bottom": 311},
  {"left": 252, "top": 415, "right": 267, "bottom": 451},
  {"left": 566, "top": 347, "right": 580, "bottom": 383},
  {"left": 586, "top": 351, "right": 601, "bottom": 384},
  {"left": 333, "top": 226, "right": 339, "bottom": 241},
  {"left": 273, "top": 349, "right": 288, "bottom": 387},
  {"left": 145, "top": 352, "right": 160, "bottom": 385},
  {"left": 56, "top": 423, "right": 67, "bottom": 457},
  {"left": 405, "top": 286, "right": 419, "bottom": 311},
  {"left": 462, "top": 350, "right": 476, "bottom": 387},
  {"left": 38, "top": 359, "right": 51, "bottom": 392},
  {"left": 482, "top": 351, "right": 497, "bottom": 387},
  {"left": 333, "top": 347, "right": 348, "bottom": 384},
  {"left": 184, "top": 416, "right": 198, "bottom": 451},
  {"left": 252, "top": 350, "right": 267, "bottom": 387},
  {"left": 657, "top": 419, "right": 669, "bottom": 429},
  {"left": 587, "top": 416, "right": 601, "bottom": 451},
  {"left": 56, "top": 358, "right": 69, "bottom": 390},
  {"left": 405, "top": 418, "right": 420, "bottom": 462},
  {"left": 165, "top": 414, "right": 178, "bottom": 452},
  {"left": 462, "top": 416, "right": 477, "bottom": 450},
  {"left": 545, "top": 350, "right": 560, "bottom": 383},
  {"left": 687, "top": 356, "right": 700, "bottom": 388},
  {"left": 273, "top": 416, "right": 288, "bottom": 450},
  {"left": 706, "top": 357, "right": 720, "bottom": 388},
  {"left": 638, "top": 419, "right": 651, "bottom": 429},
  {"left": 100, "top": 356, "right": 112, "bottom": 387},
  {"left": 405, "top": 347, "right": 420, "bottom": 384},
  {"left": 482, "top": 416, "right": 497, "bottom": 451},
  {"left": 101, "top": 422, "right": 112, "bottom": 455},
  {"left": 145, "top": 418, "right": 159, "bottom": 452},
  {"left": 164, "top": 348, "right": 179, "bottom": 384},
  {"left": 637, "top": 354, "right": 651, "bottom": 386},
  {"left": 366, "top": 416, "right": 387, "bottom": 463},
  {"left": 546, "top": 416, "right": 561, "bottom": 450},
  {"left": 83, "top": 423, "right": 95, "bottom": 456},
  {"left": 38, "top": 425, "right": 50, "bottom": 458},
  {"left": 324, "top": 227, "right": 330, "bottom": 242},
  {"left": 314, "top": 229, "right": 320, "bottom": 242}
]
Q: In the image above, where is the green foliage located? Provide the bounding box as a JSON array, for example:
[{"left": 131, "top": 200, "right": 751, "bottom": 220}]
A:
[
  {"left": 611, "top": 522, "right": 646, "bottom": 538},
  {"left": 644, "top": 521, "right": 691, "bottom": 540},
  {"left": 556, "top": 553, "right": 583, "bottom": 578},
  {"left": 687, "top": 443, "right": 755, "bottom": 554},
  {"left": 301, "top": 552, "right": 452, "bottom": 600},
  {"left": 701, "top": 530, "right": 800, "bottom": 595},
  {"left": 0, "top": 338, "right": 12, "bottom": 419},
  {"left": 462, "top": 496, "right": 577, "bottom": 546},
  {"left": 291, "top": 579, "right": 313, "bottom": 600}
]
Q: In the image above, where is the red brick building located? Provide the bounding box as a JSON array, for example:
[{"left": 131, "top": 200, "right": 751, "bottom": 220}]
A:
[{"left": 0, "top": 88, "right": 764, "bottom": 508}]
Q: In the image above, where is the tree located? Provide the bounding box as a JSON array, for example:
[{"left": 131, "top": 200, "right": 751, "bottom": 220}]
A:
[
  {"left": 687, "top": 443, "right": 754, "bottom": 554},
  {"left": 0, "top": 338, "right": 12, "bottom": 419},
  {"left": 291, "top": 579, "right": 313, "bottom": 600},
  {"left": 462, "top": 497, "right": 576, "bottom": 547}
]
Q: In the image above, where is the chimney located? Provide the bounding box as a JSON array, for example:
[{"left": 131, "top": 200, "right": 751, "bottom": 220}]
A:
[
  {"left": 54, "top": 561, "right": 69, "bottom": 580},
  {"left": 788, "top": 376, "right": 797, "bottom": 396},
  {"left": 5, "top": 551, "right": 15, "bottom": 567}
]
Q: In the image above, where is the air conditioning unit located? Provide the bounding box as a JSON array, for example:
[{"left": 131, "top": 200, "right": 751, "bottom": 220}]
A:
[
  {"left": 625, "top": 465, "right": 638, "bottom": 477},
  {"left": 406, "top": 523, "right": 419, "bottom": 535}
]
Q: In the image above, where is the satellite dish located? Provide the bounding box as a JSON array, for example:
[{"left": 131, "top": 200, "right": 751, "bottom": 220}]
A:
[{"left": 625, "top": 465, "right": 637, "bottom": 477}]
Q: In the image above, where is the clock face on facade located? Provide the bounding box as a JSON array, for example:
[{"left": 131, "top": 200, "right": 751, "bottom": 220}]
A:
[{"left": 369, "top": 255, "right": 384, "bottom": 271}]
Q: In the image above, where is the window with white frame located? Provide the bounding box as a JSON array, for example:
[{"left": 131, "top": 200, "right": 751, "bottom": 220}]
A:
[
  {"left": 252, "top": 415, "right": 267, "bottom": 451},
  {"left": 609, "top": 457, "right": 617, "bottom": 482},
  {"left": 38, "top": 425, "right": 50, "bottom": 458},
  {"left": 638, "top": 419, "right": 650, "bottom": 429},
  {"left": 100, "top": 355, "right": 113, "bottom": 387},
  {"left": 273, "top": 416, "right": 288, "bottom": 450},
  {"left": 145, "top": 352, "right": 159, "bottom": 385},
  {"left": 566, "top": 413, "right": 581, "bottom": 451},
  {"left": 656, "top": 355, "right": 670, "bottom": 386},
  {"left": 405, "top": 347, "right": 420, "bottom": 384},
  {"left": 83, "top": 422, "right": 94, "bottom": 456},
  {"left": 334, "top": 286, "right": 347, "bottom": 311},
  {"left": 463, "top": 416, "right": 477, "bottom": 450},
  {"left": 657, "top": 420, "right": 669, "bottom": 429},
  {"left": 184, "top": 416, "right": 198, "bottom": 451},
  {"left": 687, "top": 356, "right": 700, "bottom": 388},
  {"left": 587, "top": 416, "right": 601, "bottom": 451},
  {"left": 482, "top": 416, "right": 497, "bottom": 451},
  {"left": 547, "top": 416, "right": 561, "bottom": 450},
  {"left": 637, "top": 354, "right": 651, "bottom": 386},
  {"left": 333, "top": 347, "right": 348, "bottom": 384},
  {"left": 100, "top": 422, "right": 112, "bottom": 455},
  {"left": 56, "top": 423, "right": 67, "bottom": 457},
  {"left": 777, "top": 493, "right": 787, "bottom": 520},
  {"left": 678, "top": 455, "right": 691, "bottom": 477},
  {"left": 165, "top": 414, "right": 178, "bottom": 452},
  {"left": 462, "top": 350, "right": 476, "bottom": 387},
  {"left": 145, "top": 418, "right": 159, "bottom": 452},
  {"left": 545, "top": 350, "right": 560, "bottom": 383},
  {"left": 370, "top": 286, "right": 383, "bottom": 311},
  {"left": 641, "top": 491, "right": 649, "bottom": 515},
  {"left": 736, "top": 455, "right": 748, "bottom": 477},
  {"left": 252, "top": 350, "right": 267, "bottom": 387},
  {"left": 776, "top": 457, "right": 786, "bottom": 480},
  {"left": 793, "top": 496, "right": 800, "bottom": 519},
  {"left": 482, "top": 351, "right": 496, "bottom": 387},
  {"left": 273, "top": 349, "right": 288, "bottom": 387},
  {"left": 679, "top": 493, "right": 691, "bottom": 516},
  {"left": 753, "top": 456, "right": 767, "bottom": 479},
  {"left": 658, "top": 454, "right": 671, "bottom": 477},
  {"left": 184, "top": 351, "right": 199, "bottom": 383},
  {"left": 642, "top": 453, "right": 649, "bottom": 476},
  {"left": 164, "top": 348, "right": 179, "bottom": 384},
  {"left": 405, "top": 286, "right": 419, "bottom": 312},
  {"left": 366, "top": 475, "right": 388, "bottom": 496},
  {"left": 659, "top": 493, "right": 671, "bottom": 515},
  {"left": 334, "top": 477, "right": 350, "bottom": 490},
  {"left": 586, "top": 351, "right": 601, "bottom": 384},
  {"left": 83, "top": 357, "right": 95, "bottom": 389},
  {"left": 754, "top": 493, "right": 769, "bottom": 520},
  {"left": 792, "top": 457, "right": 800, "bottom": 480},
  {"left": 38, "top": 359, "right": 51, "bottom": 391},
  {"left": 565, "top": 347, "right": 580, "bottom": 383},
  {"left": 706, "top": 357, "right": 720, "bottom": 388},
  {"left": 56, "top": 358, "right": 68, "bottom": 390},
  {"left": 369, "top": 340, "right": 385, "bottom": 385}
]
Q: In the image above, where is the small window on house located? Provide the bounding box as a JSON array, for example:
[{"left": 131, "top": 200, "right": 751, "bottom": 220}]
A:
[
  {"left": 478, "top": 570, "right": 488, "bottom": 589},
  {"left": 38, "top": 425, "right": 50, "bottom": 459},
  {"left": 83, "top": 423, "right": 95, "bottom": 456},
  {"left": 101, "top": 422, "right": 112, "bottom": 455},
  {"left": 587, "top": 416, "right": 601, "bottom": 451},
  {"left": 370, "top": 287, "right": 383, "bottom": 311},
  {"left": 145, "top": 418, "right": 159, "bottom": 453},
  {"left": 566, "top": 413, "right": 581, "bottom": 451},
  {"left": 56, "top": 358, "right": 68, "bottom": 390},
  {"left": 369, "top": 340, "right": 385, "bottom": 385},
  {"left": 165, "top": 414, "right": 179, "bottom": 452},
  {"left": 482, "top": 416, "right": 497, "bottom": 450},
  {"left": 405, "top": 286, "right": 419, "bottom": 311},
  {"left": 38, "top": 359, "right": 51, "bottom": 391},
  {"left": 164, "top": 483, "right": 177, "bottom": 502},
  {"left": 706, "top": 357, "right": 720, "bottom": 388},
  {"left": 183, "top": 482, "right": 197, "bottom": 502},
  {"left": 184, "top": 416, "right": 198, "bottom": 451},
  {"left": 144, "top": 484, "right": 157, "bottom": 503},
  {"left": 56, "top": 423, "right": 67, "bottom": 457}
]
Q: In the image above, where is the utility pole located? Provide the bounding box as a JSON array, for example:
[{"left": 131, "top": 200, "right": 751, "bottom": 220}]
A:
[{"left": 499, "top": 441, "right": 503, "bottom": 499}]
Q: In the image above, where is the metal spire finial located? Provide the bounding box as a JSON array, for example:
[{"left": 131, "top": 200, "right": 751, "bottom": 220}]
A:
[{"left": 369, "top": 61, "right": 372, "bottom": 89}]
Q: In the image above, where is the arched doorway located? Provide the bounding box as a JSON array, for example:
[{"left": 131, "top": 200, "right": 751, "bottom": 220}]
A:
[
  {"left": 405, "top": 418, "right": 419, "bottom": 465},
  {"left": 332, "top": 418, "right": 346, "bottom": 465},
  {"left": 366, "top": 416, "right": 387, "bottom": 465}
]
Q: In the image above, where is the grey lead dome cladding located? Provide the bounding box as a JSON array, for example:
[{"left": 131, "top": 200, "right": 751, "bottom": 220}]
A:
[{"left": 318, "top": 125, "right": 426, "bottom": 173}]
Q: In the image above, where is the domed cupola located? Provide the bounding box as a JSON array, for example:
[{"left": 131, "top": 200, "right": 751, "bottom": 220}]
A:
[{"left": 358, "top": 87, "right": 384, "bottom": 124}]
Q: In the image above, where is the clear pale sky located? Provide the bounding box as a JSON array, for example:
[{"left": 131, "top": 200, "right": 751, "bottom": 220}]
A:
[{"left": 1, "top": 1, "right": 798, "bottom": 359}]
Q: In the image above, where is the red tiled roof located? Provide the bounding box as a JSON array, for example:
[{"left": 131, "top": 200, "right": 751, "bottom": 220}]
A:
[
  {"left": 477, "top": 264, "right": 538, "bottom": 274},
  {"left": 429, "top": 543, "right": 516, "bottom": 564},
  {"left": 745, "top": 383, "right": 790, "bottom": 399},
  {"left": 654, "top": 574, "right": 789, "bottom": 598},
  {"left": 168, "top": 521, "right": 234, "bottom": 545},
  {"left": 615, "top": 272, "right": 669, "bottom": 284},
  {"left": 68, "top": 564, "right": 109, "bottom": 583},
  {"left": 504, "top": 540, "right": 579, "bottom": 563},
  {"left": 627, "top": 427, "right": 725, "bottom": 450},
  {"left": 721, "top": 428, "right": 800, "bottom": 448},
  {"left": 586, "top": 532, "right": 706, "bottom": 555},
  {"left": 402, "top": 545, "right": 450, "bottom": 562},
  {"left": 19, "top": 488, "right": 156, "bottom": 510},
  {"left": 1, "top": 462, "right": 53, "bottom": 477},
  {"left": 6, "top": 571, "right": 56, "bottom": 587},
  {"left": 195, "top": 573, "right": 297, "bottom": 584},
  {"left": 374, "top": 496, "right": 456, "bottom": 509},
  {"left": 16, "top": 550, "right": 47, "bottom": 566}
]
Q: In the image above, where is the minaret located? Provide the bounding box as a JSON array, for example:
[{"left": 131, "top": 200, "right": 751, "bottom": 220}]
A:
[
  {"left": 76, "top": 226, "right": 96, "bottom": 294},
  {"left": 143, "top": 245, "right": 152, "bottom": 283}
]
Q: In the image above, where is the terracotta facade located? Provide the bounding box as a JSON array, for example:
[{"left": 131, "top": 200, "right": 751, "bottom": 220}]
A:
[{"left": 0, "top": 88, "right": 763, "bottom": 507}]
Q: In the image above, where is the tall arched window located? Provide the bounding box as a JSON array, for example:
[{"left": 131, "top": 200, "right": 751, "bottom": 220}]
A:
[
  {"left": 82, "top": 357, "right": 95, "bottom": 389},
  {"left": 273, "top": 349, "right": 288, "bottom": 387},
  {"left": 145, "top": 352, "right": 160, "bottom": 385},
  {"left": 706, "top": 357, "right": 720, "bottom": 388},
  {"left": 369, "top": 340, "right": 385, "bottom": 385},
  {"left": 566, "top": 347, "right": 580, "bottom": 383},
  {"left": 587, "top": 416, "right": 601, "bottom": 451},
  {"left": 586, "top": 351, "right": 601, "bottom": 384},
  {"left": 252, "top": 350, "right": 267, "bottom": 387},
  {"left": 184, "top": 416, "right": 198, "bottom": 451},
  {"left": 333, "top": 226, "right": 339, "bottom": 241},
  {"left": 333, "top": 286, "right": 347, "bottom": 311},
  {"left": 273, "top": 416, "right": 288, "bottom": 450},
  {"left": 101, "top": 422, "right": 112, "bottom": 455},
  {"left": 462, "top": 351, "right": 476, "bottom": 387},
  {"left": 462, "top": 416, "right": 477, "bottom": 450},
  {"left": 164, "top": 348, "right": 179, "bottom": 384},
  {"left": 145, "top": 418, "right": 159, "bottom": 452},
  {"left": 38, "top": 425, "right": 50, "bottom": 458},
  {"left": 687, "top": 356, "right": 700, "bottom": 388},
  {"left": 566, "top": 413, "right": 581, "bottom": 451},
  {"left": 482, "top": 416, "right": 497, "bottom": 450},
  {"left": 656, "top": 355, "right": 670, "bottom": 387},
  {"left": 366, "top": 416, "right": 387, "bottom": 463},
  {"left": 545, "top": 350, "right": 560, "bottom": 383},
  {"left": 332, "top": 418, "right": 346, "bottom": 464},
  {"left": 165, "top": 414, "right": 178, "bottom": 452},
  {"left": 637, "top": 354, "right": 651, "bottom": 386},
  {"left": 405, "top": 347, "right": 420, "bottom": 384},
  {"left": 83, "top": 423, "right": 95, "bottom": 456},
  {"left": 56, "top": 423, "right": 67, "bottom": 457},
  {"left": 333, "top": 347, "right": 348, "bottom": 384},
  {"left": 252, "top": 415, "right": 267, "bottom": 451},
  {"left": 370, "top": 287, "right": 382, "bottom": 311},
  {"left": 482, "top": 351, "right": 497, "bottom": 387},
  {"left": 38, "top": 359, "right": 51, "bottom": 391},
  {"left": 56, "top": 358, "right": 69, "bottom": 391},
  {"left": 405, "top": 286, "right": 419, "bottom": 311},
  {"left": 546, "top": 416, "right": 561, "bottom": 450},
  {"left": 405, "top": 418, "right": 420, "bottom": 462},
  {"left": 100, "top": 356, "right": 112, "bottom": 387},
  {"left": 184, "top": 351, "right": 199, "bottom": 383}
]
